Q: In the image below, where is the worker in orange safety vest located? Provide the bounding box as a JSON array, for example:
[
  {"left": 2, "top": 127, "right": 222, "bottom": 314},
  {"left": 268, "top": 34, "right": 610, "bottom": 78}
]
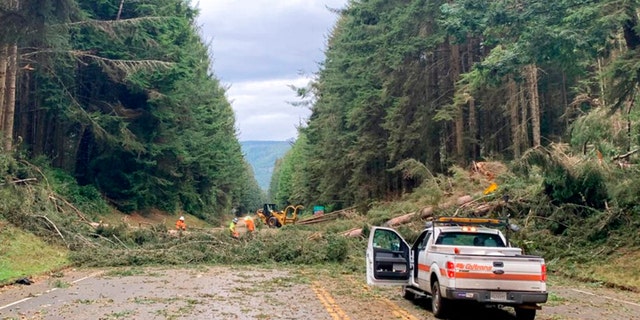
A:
[
  {"left": 176, "top": 216, "right": 186, "bottom": 231},
  {"left": 244, "top": 216, "right": 255, "bottom": 235}
]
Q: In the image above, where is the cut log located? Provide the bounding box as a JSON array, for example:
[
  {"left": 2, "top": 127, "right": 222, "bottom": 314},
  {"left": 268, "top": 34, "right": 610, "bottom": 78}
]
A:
[
  {"left": 384, "top": 195, "right": 474, "bottom": 227},
  {"left": 473, "top": 203, "right": 494, "bottom": 216},
  {"left": 612, "top": 148, "right": 638, "bottom": 161},
  {"left": 341, "top": 197, "right": 499, "bottom": 237},
  {"left": 342, "top": 228, "right": 363, "bottom": 238},
  {"left": 383, "top": 212, "right": 416, "bottom": 227}
]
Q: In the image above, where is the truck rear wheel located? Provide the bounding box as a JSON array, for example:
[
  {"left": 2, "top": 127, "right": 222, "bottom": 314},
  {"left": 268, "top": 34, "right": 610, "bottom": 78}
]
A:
[
  {"left": 515, "top": 307, "right": 536, "bottom": 320},
  {"left": 431, "top": 280, "right": 449, "bottom": 319}
]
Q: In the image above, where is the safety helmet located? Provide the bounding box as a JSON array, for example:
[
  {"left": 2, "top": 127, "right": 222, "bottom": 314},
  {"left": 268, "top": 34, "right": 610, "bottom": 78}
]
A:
[
  {"left": 233, "top": 217, "right": 238, "bottom": 223},
  {"left": 179, "top": 216, "right": 185, "bottom": 221}
]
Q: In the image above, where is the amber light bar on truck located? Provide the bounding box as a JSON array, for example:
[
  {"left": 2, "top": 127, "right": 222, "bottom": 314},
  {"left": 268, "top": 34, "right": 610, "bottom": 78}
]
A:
[
  {"left": 435, "top": 217, "right": 506, "bottom": 226},
  {"left": 429, "top": 216, "right": 521, "bottom": 233}
]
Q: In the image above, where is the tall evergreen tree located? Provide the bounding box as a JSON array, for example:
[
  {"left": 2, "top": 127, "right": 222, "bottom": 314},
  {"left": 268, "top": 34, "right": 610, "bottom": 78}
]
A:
[
  {"left": 277, "top": 0, "right": 640, "bottom": 211},
  {"left": 3, "top": 0, "right": 256, "bottom": 219}
]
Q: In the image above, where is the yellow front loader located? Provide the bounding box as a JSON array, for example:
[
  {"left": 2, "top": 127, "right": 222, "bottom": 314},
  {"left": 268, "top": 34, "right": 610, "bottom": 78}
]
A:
[{"left": 256, "top": 203, "right": 304, "bottom": 228}]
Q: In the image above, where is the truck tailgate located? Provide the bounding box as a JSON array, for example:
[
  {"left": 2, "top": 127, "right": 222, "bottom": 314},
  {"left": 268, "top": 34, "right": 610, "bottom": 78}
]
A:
[{"left": 452, "top": 255, "right": 545, "bottom": 292}]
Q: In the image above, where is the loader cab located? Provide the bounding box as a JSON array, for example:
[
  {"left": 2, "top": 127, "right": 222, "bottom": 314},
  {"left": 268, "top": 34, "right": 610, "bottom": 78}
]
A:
[{"left": 264, "top": 203, "right": 277, "bottom": 215}]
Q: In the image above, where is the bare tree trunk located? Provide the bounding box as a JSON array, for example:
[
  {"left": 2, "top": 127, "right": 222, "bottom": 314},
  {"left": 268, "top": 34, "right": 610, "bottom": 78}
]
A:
[
  {"left": 627, "top": 97, "right": 634, "bottom": 153},
  {"left": 117, "top": 0, "right": 125, "bottom": 20},
  {"left": 519, "top": 79, "right": 529, "bottom": 149},
  {"left": 2, "top": 0, "right": 19, "bottom": 152},
  {"left": 597, "top": 58, "right": 606, "bottom": 107},
  {"left": 52, "top": 115, "right": 65, "bottom": 167},
  {"left": 467, "top": 37, "right": 478, "bottom": 159},
  {"left": 0, "top": 44, "right": 8, "bottom": 132},
  {"left": 561, "top": 70, "right": 568, "bottom": 128},
  {"left": 35, "top": 107, "right": 46, "bottom": 158},
  {"left": 431, "top": 44, "right": 445, "bottom": 170},
  {"left": 3, "top": 44, "right": 17, "bottom": 152},
  {"left": 450, "top": 40, "right": 463, "bottom": 160},
  {"left": 526, "top": 64, "right": 541, "bottom": 147},
  {"left": 468, "top": 96, "right": 477, "bottom": 156},
  {"left": 17, "top": 67, "right": 30, "bottom": 147},
  {"left": 508, "top": 77, "right": 520, "bottom": 158}
]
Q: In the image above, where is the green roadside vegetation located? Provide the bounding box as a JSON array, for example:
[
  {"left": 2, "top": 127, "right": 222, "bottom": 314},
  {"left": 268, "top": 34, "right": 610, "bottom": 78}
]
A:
[
  {"left": 0, "top": 157, "right": 360, "bottom": 284},
  {"left": 2, "top": 153, "right": 640, "bottom": 292},
  {"left": 0, "top": 224, "right": 69, "bottom": 283},
  {"left": 587, "top": 251, "right": 640, "bottom": 290}
]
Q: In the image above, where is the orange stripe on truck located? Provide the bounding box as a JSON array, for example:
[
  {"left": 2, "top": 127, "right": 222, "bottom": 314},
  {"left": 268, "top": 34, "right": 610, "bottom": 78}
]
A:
[
  {"left": 418, "top": 264, "right": 430, "bottom": 272},
  {"left": 455, "top": 272, "right": 543, "bottom": 281}
]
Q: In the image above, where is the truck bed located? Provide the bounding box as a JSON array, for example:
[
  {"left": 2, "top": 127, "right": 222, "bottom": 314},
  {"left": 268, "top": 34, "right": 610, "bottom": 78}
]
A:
[{"left": 438, "top": 251, "right": 546, "bottom": 292}]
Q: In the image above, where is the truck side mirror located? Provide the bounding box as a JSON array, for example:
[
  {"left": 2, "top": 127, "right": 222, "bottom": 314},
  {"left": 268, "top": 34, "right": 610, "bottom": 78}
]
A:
[{"left": 509, "top": 223, "right": 520, "bottom": 232}]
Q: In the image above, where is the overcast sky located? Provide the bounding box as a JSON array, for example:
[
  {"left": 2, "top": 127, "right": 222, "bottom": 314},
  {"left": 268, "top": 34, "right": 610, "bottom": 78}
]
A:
[{"left": 195, "top": 0, "right": 348, "bottom": 141}]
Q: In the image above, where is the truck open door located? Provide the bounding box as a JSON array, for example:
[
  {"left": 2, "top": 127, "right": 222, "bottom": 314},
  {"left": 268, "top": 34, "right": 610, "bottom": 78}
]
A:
[{"left": 366, "top": 227, "right": 412, "bottom": 285}]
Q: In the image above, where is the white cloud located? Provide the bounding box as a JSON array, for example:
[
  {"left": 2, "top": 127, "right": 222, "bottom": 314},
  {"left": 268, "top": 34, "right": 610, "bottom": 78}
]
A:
[
  {"left": 195, "top": 0, "right": 348, "bottom": 140},
  {"left": 227, "top": 77, "right": 313, "bottom": 141}
]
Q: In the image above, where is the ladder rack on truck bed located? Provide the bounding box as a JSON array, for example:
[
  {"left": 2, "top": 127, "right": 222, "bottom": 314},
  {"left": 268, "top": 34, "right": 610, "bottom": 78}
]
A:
[{"left": 431, "top": 216, "right": 508, "bottom": 227}]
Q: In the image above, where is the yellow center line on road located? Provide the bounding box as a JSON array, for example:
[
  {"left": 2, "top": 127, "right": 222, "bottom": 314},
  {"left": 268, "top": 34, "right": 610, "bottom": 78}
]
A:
[
  {"left": 312, "top": 281, "right": 351, "bottom": 320},
  {"left": 347, "top": 276, "right": 420, "bottom": 320},
  {"left": 312, "top": 285, "right": 342, "bottom": 320},
  {"left": 381, "top": 297, "right": 419, "bottom": 320}
]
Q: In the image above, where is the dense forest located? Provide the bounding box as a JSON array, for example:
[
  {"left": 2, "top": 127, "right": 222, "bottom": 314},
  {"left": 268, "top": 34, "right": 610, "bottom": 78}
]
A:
[
  {"left": 0, "top": 0, "right": 263, "bottom": 219},
  {"left": 271, "top": 0, "right": 640, "bottom": 217},
  {"left": 2, "top": 0, "right": 640, "bottom": 225}
]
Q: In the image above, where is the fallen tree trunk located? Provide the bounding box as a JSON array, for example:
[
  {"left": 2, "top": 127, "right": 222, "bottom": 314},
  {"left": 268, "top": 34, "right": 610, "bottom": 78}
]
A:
[
  {"left": 473, "top": 203, "right": 494, "bottom": 216},
  {"left": 342, "top": 228, "right": 364, "bottom": 238},
  {"left": 612, "top": 148, "right": 639, "bottom": 161},
  {"left": 297, "top": 207, "right": 357, "bottom": 225},
  {"left": 383, "top": 195, "right": 474, "bottom": 227},
  {"left": 342, "top": 195, "right": 502, "bottom": 238},
  {"left": 341, "top": 198, "right": 498, "bottom": 238}
]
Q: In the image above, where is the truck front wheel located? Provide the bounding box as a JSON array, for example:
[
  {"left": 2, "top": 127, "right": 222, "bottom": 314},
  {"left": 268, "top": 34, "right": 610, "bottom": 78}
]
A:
[
  {"left": 431, "top": 280, "right": 449, "bottom": 319},
  {"left": 515, "top": 307, "right": 536, "bottom": 320}
]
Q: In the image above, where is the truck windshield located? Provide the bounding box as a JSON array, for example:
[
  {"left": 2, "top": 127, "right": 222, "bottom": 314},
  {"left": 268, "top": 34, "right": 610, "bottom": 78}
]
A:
[{"left": 435, "top": 232, "right": 505, "bottom": 247}]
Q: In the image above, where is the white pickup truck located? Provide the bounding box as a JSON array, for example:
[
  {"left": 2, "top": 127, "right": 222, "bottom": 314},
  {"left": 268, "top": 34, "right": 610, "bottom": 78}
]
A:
[{"left": 366, "top": 217, "right": 548, "bottom": 320}]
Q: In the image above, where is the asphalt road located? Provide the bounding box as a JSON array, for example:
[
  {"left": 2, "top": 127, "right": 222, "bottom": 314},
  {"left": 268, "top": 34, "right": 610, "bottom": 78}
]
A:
[{"left": 1, "top": 266, "right": 639, "bottom": 320}]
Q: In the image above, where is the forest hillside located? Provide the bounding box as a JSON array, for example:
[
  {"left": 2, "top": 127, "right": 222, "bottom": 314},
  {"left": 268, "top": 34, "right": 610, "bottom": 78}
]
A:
[
  {"left": 268, "top": 0, "right": 640, "bottom": 286},
  {"left": 0, "top": 0, "right": 263, "bottom": 220},
  {"left": 240, "top": 141, "right": 291, "bottom": 191}
]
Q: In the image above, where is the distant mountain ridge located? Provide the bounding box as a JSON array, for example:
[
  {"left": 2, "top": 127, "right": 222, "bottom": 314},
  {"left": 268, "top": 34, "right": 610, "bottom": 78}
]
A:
[{"left": 240, "top": 141, "right": 291, "bottom": 191}]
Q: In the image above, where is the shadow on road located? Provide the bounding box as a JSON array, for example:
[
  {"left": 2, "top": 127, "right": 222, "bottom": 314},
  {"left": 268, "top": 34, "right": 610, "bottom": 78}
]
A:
[{"left": 410, "top": 298, "right": 517, "bottom": 320}]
